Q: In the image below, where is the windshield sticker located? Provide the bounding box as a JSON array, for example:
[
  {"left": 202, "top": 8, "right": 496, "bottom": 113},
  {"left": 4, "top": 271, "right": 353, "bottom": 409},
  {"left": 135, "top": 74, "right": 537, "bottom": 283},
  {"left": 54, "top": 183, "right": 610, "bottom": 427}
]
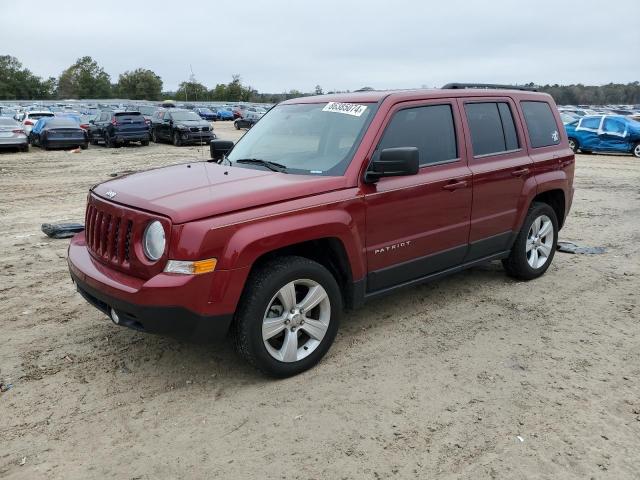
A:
[{"left": 322, "top": 102, "right": 367, "bottom": 117}]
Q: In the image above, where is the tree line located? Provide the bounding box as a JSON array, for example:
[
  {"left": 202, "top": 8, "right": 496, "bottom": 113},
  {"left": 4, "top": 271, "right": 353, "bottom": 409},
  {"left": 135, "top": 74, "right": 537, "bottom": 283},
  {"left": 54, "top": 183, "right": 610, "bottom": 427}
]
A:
[{"left": 1, "top": 55, "right": 639, "bottom": 105}]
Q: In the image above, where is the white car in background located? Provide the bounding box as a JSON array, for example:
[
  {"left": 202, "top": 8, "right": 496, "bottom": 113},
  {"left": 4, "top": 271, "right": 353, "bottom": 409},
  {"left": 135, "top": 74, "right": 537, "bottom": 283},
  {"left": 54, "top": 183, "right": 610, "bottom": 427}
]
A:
[{"left": 18, "top": 111, "right": 54, "bottom": 134}]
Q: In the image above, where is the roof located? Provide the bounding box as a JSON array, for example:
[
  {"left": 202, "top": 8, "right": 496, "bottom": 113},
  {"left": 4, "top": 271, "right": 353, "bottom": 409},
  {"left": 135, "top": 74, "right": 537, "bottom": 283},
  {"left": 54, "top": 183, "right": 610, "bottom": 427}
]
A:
[{"left": 283, "top": 88, "right": 552, "bottom": 105}]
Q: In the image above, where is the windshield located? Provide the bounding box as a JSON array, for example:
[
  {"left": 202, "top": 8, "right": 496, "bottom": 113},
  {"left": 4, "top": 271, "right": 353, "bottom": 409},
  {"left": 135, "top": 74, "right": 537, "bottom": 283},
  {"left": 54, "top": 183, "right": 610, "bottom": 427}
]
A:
[
  {"left": 227, "top": 102, "right": 377, "bottom": 176},
  {"left": 171, "top": 111, "right": 201, "bottom": 121}
]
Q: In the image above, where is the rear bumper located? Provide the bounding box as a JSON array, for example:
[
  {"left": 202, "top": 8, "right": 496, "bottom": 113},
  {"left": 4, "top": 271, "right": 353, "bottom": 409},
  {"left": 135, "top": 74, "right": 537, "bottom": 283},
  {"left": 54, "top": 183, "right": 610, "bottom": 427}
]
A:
[
  {"left": 47, "top": 137, "right": 86, "bottom": 147},
  {"left": 0, "top": 137, "right": 28, "bottom": 147},
  {"left": 113, "top": 131, "right": 149, "bottom": 142},
  {"left": 68, "top": 233, "right": 234, "bottom": 341}
]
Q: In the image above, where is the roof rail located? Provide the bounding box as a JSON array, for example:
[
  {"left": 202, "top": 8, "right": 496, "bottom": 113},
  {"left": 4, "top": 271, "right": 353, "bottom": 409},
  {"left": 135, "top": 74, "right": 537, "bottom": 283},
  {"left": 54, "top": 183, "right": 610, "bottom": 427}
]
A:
[{"left": 441, "top": 83, "right": 538, "bottom": 92}]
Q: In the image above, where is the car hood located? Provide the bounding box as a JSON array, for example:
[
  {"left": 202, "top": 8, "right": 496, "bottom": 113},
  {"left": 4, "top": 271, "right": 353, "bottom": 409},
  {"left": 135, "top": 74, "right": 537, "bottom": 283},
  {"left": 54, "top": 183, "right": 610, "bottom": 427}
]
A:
[{"left": 92, "top": 162, "right": 346, "bottom": 223}]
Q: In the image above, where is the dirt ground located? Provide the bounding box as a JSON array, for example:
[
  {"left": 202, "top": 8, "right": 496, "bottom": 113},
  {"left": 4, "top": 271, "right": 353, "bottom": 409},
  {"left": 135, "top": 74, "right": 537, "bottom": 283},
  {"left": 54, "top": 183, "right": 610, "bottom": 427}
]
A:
[{"left": 1, "top": 121, "right": 639, "bottom": 479}]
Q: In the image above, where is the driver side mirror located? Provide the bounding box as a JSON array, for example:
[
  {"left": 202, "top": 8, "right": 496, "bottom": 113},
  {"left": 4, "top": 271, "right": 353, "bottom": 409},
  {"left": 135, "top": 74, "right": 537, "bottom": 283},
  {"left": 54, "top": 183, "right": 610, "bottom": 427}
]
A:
[
  {"left": 364, "top": 147, "right": 419, "bottom": 183},
  {"left": 209, "top": 139, "right": 234, "bottom": 161}
]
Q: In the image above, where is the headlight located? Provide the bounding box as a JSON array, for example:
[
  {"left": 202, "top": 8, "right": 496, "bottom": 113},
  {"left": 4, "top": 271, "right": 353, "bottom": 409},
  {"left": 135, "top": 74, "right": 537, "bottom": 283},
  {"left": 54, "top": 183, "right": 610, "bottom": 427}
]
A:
[
  {"left": 177, "top": 124, "right": 188, "bottom": 130},
  {"left": 143, "top": 221, "right": 165, "bottom": 261}
]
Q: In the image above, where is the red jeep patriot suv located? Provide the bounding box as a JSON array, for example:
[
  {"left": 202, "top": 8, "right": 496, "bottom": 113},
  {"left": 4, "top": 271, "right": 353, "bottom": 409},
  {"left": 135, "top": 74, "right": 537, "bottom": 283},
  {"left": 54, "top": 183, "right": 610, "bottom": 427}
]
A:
[{"left": 68, "top": 84, "right": 574, "bottom": 377}]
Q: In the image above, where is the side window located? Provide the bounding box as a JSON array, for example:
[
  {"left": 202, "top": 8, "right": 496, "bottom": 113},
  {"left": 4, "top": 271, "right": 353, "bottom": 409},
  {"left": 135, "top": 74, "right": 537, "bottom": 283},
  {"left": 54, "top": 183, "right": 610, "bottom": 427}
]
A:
[
  {"left": 378, "top": 104, "right": 457, "bottom": 166},
  {"left": 520, "top": 101, "right": 561, "bottom": 148},
  {"left": 465, "top": 102, "right": 519, "bottom": 156},
  {"left": 163, "top": 112, "right": 171, "bottom": 120},
  {"left": 602, "top": 118, "right": 627, "bottom": 136},
  {"left": 577, "top": 116, "right": 602, "bottom": 132}
]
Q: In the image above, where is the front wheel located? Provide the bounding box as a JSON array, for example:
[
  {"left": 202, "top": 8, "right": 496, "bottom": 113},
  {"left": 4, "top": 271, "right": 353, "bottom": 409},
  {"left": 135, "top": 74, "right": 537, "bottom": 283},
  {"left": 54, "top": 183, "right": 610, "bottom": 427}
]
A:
[
  {"left": 151, "top": 129, "right": 157, "bottom": 143},
  {"left": 503, "top": 202, "right": 558, "bottom": 280},
  {"left": 632, "top": 143, "right": 640, "bottom": 159},
  {"left": 105, "top": 132, "right": 114, "bottom": 148},
  {"left": 234, "top": 121, "right": 240, "bottom": 130},
  {"left": 172, "top": 131, "right": 181, "bottom": 146},
  {"left": 234, "top": 256, "right": 342, "bottom": 377}
]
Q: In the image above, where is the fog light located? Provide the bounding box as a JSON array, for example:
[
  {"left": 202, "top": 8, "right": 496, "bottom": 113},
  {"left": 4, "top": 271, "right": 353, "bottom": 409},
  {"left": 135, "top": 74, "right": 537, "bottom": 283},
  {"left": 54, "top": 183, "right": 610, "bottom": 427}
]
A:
[{"left": 110, "top": 308, "right": 120, "bottom": 324}]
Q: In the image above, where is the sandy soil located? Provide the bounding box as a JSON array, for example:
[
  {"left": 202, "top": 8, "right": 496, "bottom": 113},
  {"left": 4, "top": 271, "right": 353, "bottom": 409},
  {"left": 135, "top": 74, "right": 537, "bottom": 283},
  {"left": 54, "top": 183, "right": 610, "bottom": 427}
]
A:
[{"left": 1, "top": 121, "right": 639, "bottom": 479}]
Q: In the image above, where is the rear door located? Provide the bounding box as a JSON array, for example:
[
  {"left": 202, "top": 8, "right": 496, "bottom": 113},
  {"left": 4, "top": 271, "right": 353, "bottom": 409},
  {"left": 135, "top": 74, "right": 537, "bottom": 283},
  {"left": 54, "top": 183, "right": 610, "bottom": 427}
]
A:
[
  {"left": 460, "top": 98, "right": 535, "bottom": 260},
  {"left": 363, "top": 99, "right": 472, "bottom": 292},
  {"left": 598, "top": 117, "right": 632, "bottom": 152}
]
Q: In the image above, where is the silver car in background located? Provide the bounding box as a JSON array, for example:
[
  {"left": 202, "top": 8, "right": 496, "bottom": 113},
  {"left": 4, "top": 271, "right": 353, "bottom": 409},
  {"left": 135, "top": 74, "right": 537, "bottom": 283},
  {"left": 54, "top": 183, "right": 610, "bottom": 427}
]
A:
[{"left": 0, "top": 117, "right": 29, "bottom": 152}]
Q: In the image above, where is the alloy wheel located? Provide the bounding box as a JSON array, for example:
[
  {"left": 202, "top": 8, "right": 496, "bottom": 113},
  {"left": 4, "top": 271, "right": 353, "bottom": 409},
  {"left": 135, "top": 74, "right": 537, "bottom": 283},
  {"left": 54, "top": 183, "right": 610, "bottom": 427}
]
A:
[
  {"left": 526, "top": 214, "right": 554, "bottom": 269},
  {"left": 262, "top": 279, "right": 331, "bottom": 362}
]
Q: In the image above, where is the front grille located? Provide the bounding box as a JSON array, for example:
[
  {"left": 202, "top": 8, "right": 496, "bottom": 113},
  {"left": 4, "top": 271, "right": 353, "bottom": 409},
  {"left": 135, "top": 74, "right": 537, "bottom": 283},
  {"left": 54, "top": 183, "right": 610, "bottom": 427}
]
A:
[
  {"left": 189, "top": 126, "right": 210, "bottom": 132},
  {"left": 85, "top": 204, "right": 133, "bottom": 265}
]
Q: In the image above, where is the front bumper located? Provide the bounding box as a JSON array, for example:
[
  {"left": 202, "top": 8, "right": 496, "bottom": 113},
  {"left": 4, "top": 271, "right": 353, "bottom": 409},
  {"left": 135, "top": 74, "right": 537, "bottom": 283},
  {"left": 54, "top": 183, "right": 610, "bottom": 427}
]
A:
[
  {"left": 178, "top": 131, "right": 214, "bottom": 144},
  {"left": 68, "top": 234, "right": 233, "bottom": 341}
]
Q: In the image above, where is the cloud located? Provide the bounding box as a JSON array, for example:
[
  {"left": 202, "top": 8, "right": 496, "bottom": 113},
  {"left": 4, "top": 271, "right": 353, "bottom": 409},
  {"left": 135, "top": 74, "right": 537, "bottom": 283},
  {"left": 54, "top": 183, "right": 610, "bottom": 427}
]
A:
[{"left": 1, "top": 0, "right": 637, "bottom": 92}]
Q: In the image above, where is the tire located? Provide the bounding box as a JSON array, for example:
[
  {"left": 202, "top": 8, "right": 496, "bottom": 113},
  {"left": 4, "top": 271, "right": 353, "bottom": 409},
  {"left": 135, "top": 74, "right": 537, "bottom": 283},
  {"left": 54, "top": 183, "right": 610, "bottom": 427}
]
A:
[
  {"left": 90, "top": 137, "right": 99, "bottom": 145},
  {"left": 20, "top": 144, "right": 29, "bottom": 152},
  {"left": 105, "top": 132, "right": 114, "bottom": 148},
  {"left": 41, "top": 137, "right": 49, "bottom": 150},
  {"left": 234, "top": 121, "right": 240, "bottom": 130},
  {"left": 80, "top": 143, "right": 88, "bottom": 150},
  {"left": 151, "top": 129, "right": 158, "bottom": 143},
  {"left": 568, "top": 137, "right": 578, "bottom": 153},
  {"left": 580, "top": 150, "right": 592, "bottom": 154},
  {"left": 632, "top": 143, "right": 640, "bottom": 159},
  {"left": 141, "top": 139, "right": 149, "bottom": 147},
  {"left": 233, "top": 256, "right": 342, "bottom": 378},
  {"left": 502, "top": 202, "right": 558, "bottom": 281},
  {"left": 172, "top": 131, "right": 181, "bottom": 146}
]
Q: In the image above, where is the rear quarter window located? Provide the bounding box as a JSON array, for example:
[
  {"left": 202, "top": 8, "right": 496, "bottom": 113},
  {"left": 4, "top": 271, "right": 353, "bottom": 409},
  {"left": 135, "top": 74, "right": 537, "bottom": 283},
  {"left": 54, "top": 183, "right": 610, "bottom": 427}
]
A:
[{"left": 521, "top": 101, "right": 561, "bottom": 148}]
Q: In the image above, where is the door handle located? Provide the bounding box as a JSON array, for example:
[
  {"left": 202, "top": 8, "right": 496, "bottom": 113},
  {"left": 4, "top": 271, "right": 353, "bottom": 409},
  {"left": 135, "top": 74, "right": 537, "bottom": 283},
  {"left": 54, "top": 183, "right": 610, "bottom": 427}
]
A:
[
  {"left": 511, "top": 168, "right": 530, "bottom": 177},
  {"left": 443, "top": 180, "right": 467, "bottom": 191}
]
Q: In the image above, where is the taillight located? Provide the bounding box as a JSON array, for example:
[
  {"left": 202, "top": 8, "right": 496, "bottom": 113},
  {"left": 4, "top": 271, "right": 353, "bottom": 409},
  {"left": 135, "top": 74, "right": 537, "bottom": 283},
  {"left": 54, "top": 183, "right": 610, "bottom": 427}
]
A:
[
  {"left": 145, "top": 119, "right": 151, "bottom": 125},
  {"left": 80, "top": 124, "right": 89, "bottom": 130},
  {"left": 24, "top": 120, "right": 34, "bottom": 126},
  {"left": 111, "top": 118, "right": 118, "bottom": 126},
  {"left": 12, "top": 129, "right": 25, "bottom": 134}
]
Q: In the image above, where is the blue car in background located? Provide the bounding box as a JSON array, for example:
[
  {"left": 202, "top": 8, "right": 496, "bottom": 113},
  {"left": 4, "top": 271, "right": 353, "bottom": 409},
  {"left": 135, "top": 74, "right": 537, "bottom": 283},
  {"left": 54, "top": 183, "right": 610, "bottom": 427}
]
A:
[
  {"left": 194, "top": 107, "right": 218, "bottom": 121},
  {"left": 565, "top": 115, "right": 640, "bottom": 158},
  {"left": 216, "top": 108, "right": 234, "bottom": 121}
]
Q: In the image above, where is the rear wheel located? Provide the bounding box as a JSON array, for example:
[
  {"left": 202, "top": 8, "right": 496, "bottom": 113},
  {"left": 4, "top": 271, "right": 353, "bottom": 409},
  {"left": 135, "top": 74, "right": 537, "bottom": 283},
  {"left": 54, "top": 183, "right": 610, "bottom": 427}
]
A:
[
  {"left": 503, "top": 202, "right": 558, "bottom": 281},
  {"left": 632, "top": 143, "right": 640, "bottom": 158},
  {"left": 80, "top": 142, "right": 88, "bottom": 150},
  {"left": 568, "top": 137, "right": 578, "bottom": 153},
  {"left": 141, "top": 139, "right": 149, "bottom": 146},
  {"left": 234, "top": 256, "right": 341, "bottom": 377},
  {"left": 20, "top": 144, "right": 29, "bottom": 152},
  {"left": 105, "top": 132, "right": 114, "bottom": 148}
]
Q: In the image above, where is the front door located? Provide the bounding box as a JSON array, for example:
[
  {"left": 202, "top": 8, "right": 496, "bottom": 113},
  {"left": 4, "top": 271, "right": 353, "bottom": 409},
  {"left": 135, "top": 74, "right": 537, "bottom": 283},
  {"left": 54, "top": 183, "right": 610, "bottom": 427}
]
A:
[{"left": 363, "top": 99, "right": 472, "bottom": 293}]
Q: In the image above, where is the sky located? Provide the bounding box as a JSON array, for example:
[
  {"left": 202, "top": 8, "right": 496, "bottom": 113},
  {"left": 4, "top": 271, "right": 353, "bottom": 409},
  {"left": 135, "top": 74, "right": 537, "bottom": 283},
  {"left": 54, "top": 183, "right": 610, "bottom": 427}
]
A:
[{"left": 1, "top": 0, "right": 638, "bottom": 93}]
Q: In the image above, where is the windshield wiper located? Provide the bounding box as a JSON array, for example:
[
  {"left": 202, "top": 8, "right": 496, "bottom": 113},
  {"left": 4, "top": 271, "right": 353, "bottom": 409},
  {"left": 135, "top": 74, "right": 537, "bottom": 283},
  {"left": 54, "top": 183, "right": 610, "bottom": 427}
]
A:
[{"left": 234, "top": 158, "right": 287, "bottom": 173}]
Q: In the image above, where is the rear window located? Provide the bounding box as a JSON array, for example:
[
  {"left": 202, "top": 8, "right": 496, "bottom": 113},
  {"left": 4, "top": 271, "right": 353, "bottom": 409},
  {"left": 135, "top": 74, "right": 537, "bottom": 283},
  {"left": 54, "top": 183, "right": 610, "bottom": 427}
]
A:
[
  {"left": 520, "top": 101, "right": 561, "bottom": 148},
  {"left": 29, "top": 113, "right": 55, "bottom": 120},
  {"left": 465, "top": 102, "right": 520, "bottom": 156},
  {"left": 48, "top": 119, "right": 80, "bottom": 128},
  {"left": 114, "top": 111, "right": 144, "bottom": 122}
]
